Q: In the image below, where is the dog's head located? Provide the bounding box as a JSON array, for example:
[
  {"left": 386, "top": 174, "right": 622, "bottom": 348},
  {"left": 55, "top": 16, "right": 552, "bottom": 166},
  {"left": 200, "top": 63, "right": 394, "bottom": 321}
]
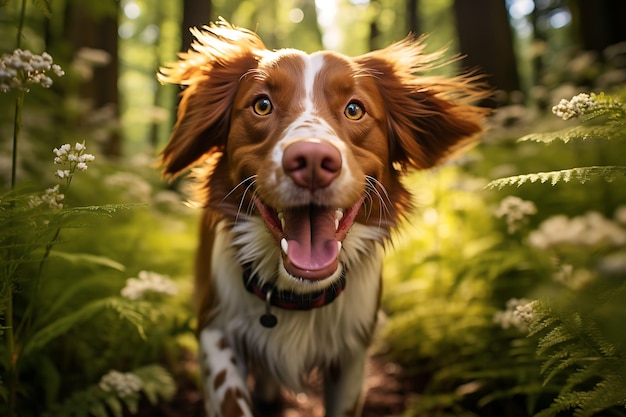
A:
[{"left": 160, "top": 20, "right": 489, "bottom": 290}]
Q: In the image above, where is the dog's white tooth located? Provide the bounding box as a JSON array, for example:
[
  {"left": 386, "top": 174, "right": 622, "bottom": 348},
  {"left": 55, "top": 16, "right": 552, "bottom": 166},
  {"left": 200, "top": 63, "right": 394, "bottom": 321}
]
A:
[
  {"left": 281, "top": 238, "right": 289, "bottom": 254},
  {"left": 337, "top": 241, "right": 342, "bottom": 252},
  {"left": 335, "top": 209, "right": 343, "bottom": 230},
  {"left": 278, "top": 212, "right": 285, "bottom": 230}
]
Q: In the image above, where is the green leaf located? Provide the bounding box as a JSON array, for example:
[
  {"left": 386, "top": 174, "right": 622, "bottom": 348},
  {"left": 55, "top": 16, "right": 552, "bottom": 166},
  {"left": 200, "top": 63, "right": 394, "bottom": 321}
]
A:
[
  {"left": 135, "top": 365, "right": 177, "bottom": 404},
  {"left": 88, "top": 401, "right": 109, "bottom": 417},
  {"left": 47, "top": 249, "right": 126, "bottom": 271},
  {"left": 103, "top": 395, "right": 124, "bottom": 417},
  {"left": 33, "top": 0, "right": 52, "bottom": 17},
  {"left": 23, "top": 297, "right": 146, "bottom": 355},
  {"left": 519, "top": 124, "right": 626, "bottom": 144},
  {"left": 486, "top": 166, "right": 626, "bottom": 189},
  {"left": 45, "top": 365, "right": 176, "bottom": 417}
]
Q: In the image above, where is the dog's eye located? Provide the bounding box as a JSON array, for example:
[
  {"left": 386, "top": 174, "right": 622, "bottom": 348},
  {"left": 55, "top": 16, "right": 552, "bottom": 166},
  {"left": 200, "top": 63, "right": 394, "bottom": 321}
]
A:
[
  {"left": 253, "top": 97, "right": 273, "bottom": 116},
  {"left": 344, "top": 102, "right": 364, "bottom": 120}
]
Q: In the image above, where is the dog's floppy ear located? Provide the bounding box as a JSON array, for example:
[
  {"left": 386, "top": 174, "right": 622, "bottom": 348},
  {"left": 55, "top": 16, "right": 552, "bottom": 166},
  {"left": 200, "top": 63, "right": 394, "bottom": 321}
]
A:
[
  {"left": 356, "top": 37, "right": 490, "bottom": 171},
  {"left": 158, "top": 20, "right": 266, "bottom": 177}
]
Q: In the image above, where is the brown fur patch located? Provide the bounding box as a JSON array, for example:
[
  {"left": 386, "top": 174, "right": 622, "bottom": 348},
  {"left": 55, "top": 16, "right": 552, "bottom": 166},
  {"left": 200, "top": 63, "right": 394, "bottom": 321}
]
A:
[
  {"left": 217, "top": 336, "right": 230, "bottom": 350},
  {"left": 213, "top": 369, "right": 227, "bottom": 390},
  {"left": 220, "top": 387, "right": 246, "bottom": 417}
]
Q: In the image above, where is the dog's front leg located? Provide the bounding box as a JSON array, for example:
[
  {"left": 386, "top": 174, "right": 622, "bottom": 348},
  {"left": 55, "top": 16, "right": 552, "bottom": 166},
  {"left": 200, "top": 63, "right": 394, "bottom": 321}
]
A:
[
  {"left": 323, "top": 348, "right": 367, "bottom": 417},
  {"left": 199, "top": 327, "right": 253, "bottom": 417}
]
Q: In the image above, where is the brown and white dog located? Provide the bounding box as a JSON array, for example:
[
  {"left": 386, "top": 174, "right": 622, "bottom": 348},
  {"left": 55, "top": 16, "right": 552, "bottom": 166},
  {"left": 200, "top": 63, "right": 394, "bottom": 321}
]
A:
[{"left": 159, "top": 20, "right": 488, "bottom": 417}]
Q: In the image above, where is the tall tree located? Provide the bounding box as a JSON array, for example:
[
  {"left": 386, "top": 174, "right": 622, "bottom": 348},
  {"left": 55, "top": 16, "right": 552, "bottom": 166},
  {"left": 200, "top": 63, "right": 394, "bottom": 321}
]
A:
[
  {"left": 182, "top": 0, "right": 212, "bottom": 51},
  {"left": 453, "top": 0, "right": 520, "bottom": 96},
  {"left": 406, "top": 0, "right": 420, "bottom": 35},
  {"left": 572, "top": 0, "right": 626, "bottom": 54},
  {"left": 64, "top": 1, "right": 120, "bottom": 156}
]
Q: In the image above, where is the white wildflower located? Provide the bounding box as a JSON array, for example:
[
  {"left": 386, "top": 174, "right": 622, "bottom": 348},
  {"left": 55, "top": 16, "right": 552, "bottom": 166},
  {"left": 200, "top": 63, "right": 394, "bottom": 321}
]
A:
[
  {"left": 0, "top": 49, "right": 64, "bottom": 92},
  {"left": 553, "top": 263, "right": 593, "bottom": 289},
  {"left": 614, "top": 205, "right": 626, "bottom": 225},
  {"left": 103, "top": 172, "right": 153, "bottom": 203},
  {"left": 551, "top": 92, "right": 622, "bottom": 120},
  {"left": 529, "top": 211, "right": 626, "bottom": 249},
  {"left": 27, "top": 184, "right": 65, "bottom": 210},
  {"left": 55, "top": 169, "right": 70, "bottom": 179},
  {"left": 53, "top": 142, "right": 95, "bottom": 180},
  {"left": 121, "top": 270, "right": 178, "bottom": 300},
  {"left": 494, "top": 196, "right": 537, "bottom": 234},
  {"left": 40, "top": 184, "right": 64, "bottom": 209},
  {"left": 98, "top": 370, "right": 143, "bottom": 398},
  {"left": 493, "top": 298, "right": 535, "bottom": 331},
  {"left": 513, "top": 300, "right": 536, "bottom": 325}
]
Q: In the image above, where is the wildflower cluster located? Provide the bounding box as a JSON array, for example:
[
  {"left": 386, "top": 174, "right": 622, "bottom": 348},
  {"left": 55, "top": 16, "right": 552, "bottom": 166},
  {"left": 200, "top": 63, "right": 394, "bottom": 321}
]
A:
[
  {"left": 494, "top": 196, "right": 537, "bottom": 234},
  {"left": 98, "top": 370, "right": 143, "bottom": 398},
  {"left": 528, "top": 210, "right": 626, "bottom": 249},
  {"left": 493, "top": 298, "right": 535, "bottom": 331},
  {"left": 121, "top": 271, "right": 178, "bottom": 300},
  {"left": 53, "top": 142, "right": 95, "bottom": 180},
  {"left": 0, "top": 49, "right": 64, "bottom": 92},
  {"left": 552, "top": 263, "right": 593, "bottom": 290},
  {"left": 551, "top": 92, "right": 623, "bottom": 120},
  {"left": 28, "top": 184, "right": 64, "bottom": 210}
]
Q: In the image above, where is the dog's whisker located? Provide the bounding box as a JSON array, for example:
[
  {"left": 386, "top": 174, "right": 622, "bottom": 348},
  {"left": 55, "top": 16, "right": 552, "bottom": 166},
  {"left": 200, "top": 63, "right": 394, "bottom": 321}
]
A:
[
  {"left": 244, "top": 189, "right": 259, "bottom": 216},
  {"left": 365, "top": 176, "right": 393, "bottom": 227},
  {"left": 223, "top": 175, "right": 257, "bottom": 202},
  {"left": 366, "top": 176, "right": 393, "bottom": 216},
  {"left": 234, "top": 178, "right": 258, "bottom": 223}
]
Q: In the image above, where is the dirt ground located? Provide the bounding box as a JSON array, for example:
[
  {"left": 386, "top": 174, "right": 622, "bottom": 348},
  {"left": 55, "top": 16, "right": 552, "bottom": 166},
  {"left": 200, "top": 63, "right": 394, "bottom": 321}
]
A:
[{"left": 145, "top": 354, "right": 415, "bottom": 417}]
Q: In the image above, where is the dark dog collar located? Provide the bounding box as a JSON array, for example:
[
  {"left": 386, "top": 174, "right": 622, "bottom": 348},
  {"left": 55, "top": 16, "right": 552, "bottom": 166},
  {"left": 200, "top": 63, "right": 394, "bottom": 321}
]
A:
[{"left": 242, "top": 264, "right": 346, "bottom": 328}]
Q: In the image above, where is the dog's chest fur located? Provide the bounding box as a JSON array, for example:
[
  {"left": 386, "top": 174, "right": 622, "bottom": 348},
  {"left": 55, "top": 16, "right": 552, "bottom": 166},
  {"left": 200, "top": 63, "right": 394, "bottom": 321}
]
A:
[{"left": 209, "top": 217, "right": 385, "bottom": 390}]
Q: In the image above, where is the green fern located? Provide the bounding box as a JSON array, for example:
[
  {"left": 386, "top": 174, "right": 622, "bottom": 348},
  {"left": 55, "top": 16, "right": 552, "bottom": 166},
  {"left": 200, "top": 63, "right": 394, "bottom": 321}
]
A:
[
  {"left": 527, "top": 300, "right": 626, "bottom": 417},
  {"left": 22, "top": 297, "right": 152, "bottom": 356},
  {"left": 486, "top": 166, "right": 626, "bottom": 189},
  {"left": 486, "top": 92, "right": 626, "bottom": 189},
  {"left": 519, "top": 124, "right": 626, "bottom": 145},
  {"left": 43, "top": 364, "right": 176, "bottom": 417}
]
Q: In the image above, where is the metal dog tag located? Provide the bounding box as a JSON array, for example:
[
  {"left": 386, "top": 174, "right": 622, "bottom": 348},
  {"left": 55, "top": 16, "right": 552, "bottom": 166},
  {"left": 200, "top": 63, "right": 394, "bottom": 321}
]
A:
[{"left": 260, "top": 288, "right": 278, "bottom": 328}]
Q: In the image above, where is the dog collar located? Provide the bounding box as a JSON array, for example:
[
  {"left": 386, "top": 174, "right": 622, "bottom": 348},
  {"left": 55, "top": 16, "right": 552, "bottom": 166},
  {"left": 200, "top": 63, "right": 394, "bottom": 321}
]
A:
[{"left": 242, "top": 264, "right": 346, "bottom": 328}]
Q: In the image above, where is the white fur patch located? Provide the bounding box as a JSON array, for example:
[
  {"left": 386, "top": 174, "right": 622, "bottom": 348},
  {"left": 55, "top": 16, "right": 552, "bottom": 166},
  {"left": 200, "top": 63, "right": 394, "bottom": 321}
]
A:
[
  {"left": 267, "top": 54, "right": 357, "bottom": 208},
  {"left": 199, "top": 328, "right": 253, "bottom": 417},
  {"left": 209, "top": 218, "right": 385, "bottom": 391}
]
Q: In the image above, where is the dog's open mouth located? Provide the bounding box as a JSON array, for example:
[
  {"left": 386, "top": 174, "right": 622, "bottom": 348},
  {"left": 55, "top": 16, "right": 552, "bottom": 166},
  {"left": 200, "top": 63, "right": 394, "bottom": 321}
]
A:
[{"left": 254, "top": 196, "right": 364, "bottom": 281}]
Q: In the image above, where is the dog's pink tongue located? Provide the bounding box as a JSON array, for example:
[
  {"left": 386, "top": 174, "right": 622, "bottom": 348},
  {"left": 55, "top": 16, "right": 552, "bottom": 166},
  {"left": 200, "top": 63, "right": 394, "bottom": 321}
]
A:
[{"left": 283, "top": 206, "right": 338, "bottom": 280}]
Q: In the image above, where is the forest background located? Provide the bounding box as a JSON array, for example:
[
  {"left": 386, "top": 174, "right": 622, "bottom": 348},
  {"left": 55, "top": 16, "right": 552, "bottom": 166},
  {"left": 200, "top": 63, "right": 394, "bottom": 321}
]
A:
[{"left": 1, "top": 0, "right": 626, "bottom": 416}]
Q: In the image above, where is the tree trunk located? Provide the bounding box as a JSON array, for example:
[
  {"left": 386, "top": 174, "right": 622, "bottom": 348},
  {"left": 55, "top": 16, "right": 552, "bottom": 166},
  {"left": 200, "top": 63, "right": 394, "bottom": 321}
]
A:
[
  {"left": 182, "top": 0, "right": 212, "bottom": 52},
  {"left": 406, "top": 0, "right": 420, "bottom": 35},
  {"left": 452, "top": 0, "right": 520, "bottom": 95},
  {"left": 64, "top": 1, "right": 120, "bottom": 156},
  {"left": 572, "top": 0, "right": 626, "bottom": 54}
]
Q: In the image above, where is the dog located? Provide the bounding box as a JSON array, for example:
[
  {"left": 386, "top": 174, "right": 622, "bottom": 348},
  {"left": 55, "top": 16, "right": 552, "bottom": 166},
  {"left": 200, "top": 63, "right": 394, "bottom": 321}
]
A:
[{"left": 159, "top": 19, "right": 489, "bottom": 417}]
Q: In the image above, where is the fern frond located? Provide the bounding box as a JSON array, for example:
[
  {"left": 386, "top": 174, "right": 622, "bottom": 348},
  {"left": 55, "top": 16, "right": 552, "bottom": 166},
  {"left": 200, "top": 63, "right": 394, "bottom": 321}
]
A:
[
  {"left": 134, "top": 365, "right": 177, "bottom": 405},
  {"left": 527, "top": 299, "right": 626, "bottom": 417},
  {"left": 23, "top": 297, "right": 150, "bottom": 355},
  {"left": 574, "top": 373, "right": 626, "bottom": 417},
  {"left": 33, "top": 0, "right": 52, "bottom": 17},
  {"left": 43, "top": 364, "right": 176, "bottom": 417},
  {"left": 519, "top": 124, "right": 626, "bottom": 144},
  {"left": 536, "top": 323, "right": 577, "bottom": 357},
  {"left": 485, "top": 166, "right": 626, "bottom": 189},
  {"left": 540, "top": 351, "right": 576, "bottom": 385},
  {"left": 47, "top": 250, "right": 126, "bottom": 271}
]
